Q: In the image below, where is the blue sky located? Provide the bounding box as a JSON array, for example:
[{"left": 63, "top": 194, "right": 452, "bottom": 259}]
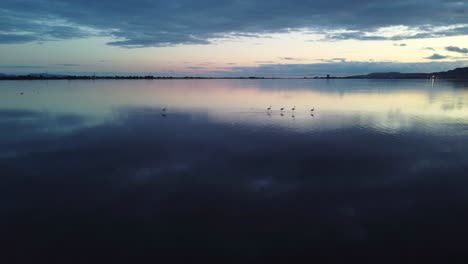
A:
[{"left": 1, "top": 0, "right": 467, "bottom": 76}]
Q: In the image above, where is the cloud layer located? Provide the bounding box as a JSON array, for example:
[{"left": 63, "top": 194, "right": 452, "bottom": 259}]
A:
[
  {"left": 425, "top": 54, "right": 449, "bottom": 60},
  {"left": 0, "top": 0, "right": 467, "bottom": 47},
  {"left": 446, "top": 46, "right": 468, "bottom": 54}
]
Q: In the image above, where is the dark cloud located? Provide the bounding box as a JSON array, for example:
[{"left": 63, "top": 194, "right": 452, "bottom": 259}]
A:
[
  {"left": 0, "top": 0, "right": 467, "bottom": 47},
  {"left": 446, "top": 46, "right": 468, "bottom": 54},
  {"left": 0, "top": 33, "right": 38, "bottom": 44},
  {"left": 280, "top": 57, "right": 303, "bottom": 61},
  {"left": 0, "top": 9, "right": 96, "bottom": 44},
  {"left": 425, "top": 54, "right": 449, "bottom": 60}
]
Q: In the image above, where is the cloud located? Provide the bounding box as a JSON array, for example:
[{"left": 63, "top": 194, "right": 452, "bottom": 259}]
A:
[
  {"left": 394, "top": 43, "right": 407, "bottom": 47},
  {"left": 323, "top": 24, "right": 468, "bottom": 41},
  {"left": 425, "top": 54, "right": 449, "bottom": 60},
  {"left": 0, "top": 9, "right": 98, "bottom": 44},
  {"left": 280, "top": 57, "right": 304, "bottom": 61},
  {"left": 319, "top": 58, "right": 347, "bottom": 63},
  {"left": 0, "top": 0, "right": 467, "bottom": 47},
  {"left": 446, "top": 46, "right": 468, "bottom": 54},
  {"left": 0, "top": 33, "right": 38, "bottom": 44}
]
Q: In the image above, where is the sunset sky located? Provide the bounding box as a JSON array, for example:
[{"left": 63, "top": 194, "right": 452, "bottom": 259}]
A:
[{"left": 1, "top": 0, "right": 467, "bottom": 76}]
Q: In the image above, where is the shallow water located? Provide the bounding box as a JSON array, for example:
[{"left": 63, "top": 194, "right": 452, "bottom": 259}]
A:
[{"left": 1, "top": 79, "right": 468, "bottom": 262}]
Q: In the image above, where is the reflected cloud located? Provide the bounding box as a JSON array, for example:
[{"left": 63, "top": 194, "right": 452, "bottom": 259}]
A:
[
  {"left": 2, "top": 80, "right": 468, "bottom": 261},
  {"left": 2, "top": 79, "right": 468, "bottom": 135}
]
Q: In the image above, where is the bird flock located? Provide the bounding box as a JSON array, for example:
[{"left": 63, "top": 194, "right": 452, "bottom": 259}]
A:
[
  {"left": 160, "top": 106, "right": 315, "bottom": 114},
  {"left": 16, "top": 94, "right": 315, "bottom": 118},
  {"left": 159, "top": 106, "right": 315, "bottom": 115},
  {"left": 267, "top": 106, "right": 315, "bottom": 112}
]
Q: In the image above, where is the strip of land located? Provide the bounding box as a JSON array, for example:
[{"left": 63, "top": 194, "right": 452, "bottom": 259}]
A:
[{"left": 1, "top": 67, "right": 467, "bottom": 80}]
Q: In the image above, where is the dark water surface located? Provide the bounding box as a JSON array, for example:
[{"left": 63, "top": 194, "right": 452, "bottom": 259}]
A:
[{"left": 2, "top": 79, "right": 468, "bottom": 263}]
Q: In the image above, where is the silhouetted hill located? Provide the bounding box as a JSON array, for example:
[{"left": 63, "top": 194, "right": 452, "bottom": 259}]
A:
[
  {"left": 434, "top": 67, "right": 468, "bottom": 79},
  {"left": 348, "top": 67, "right": 468, "bottom": 79}
]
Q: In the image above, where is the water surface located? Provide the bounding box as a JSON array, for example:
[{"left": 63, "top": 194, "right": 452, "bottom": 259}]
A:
[{"left": 2, "top": 79, "right": 468, "bottom": 262}]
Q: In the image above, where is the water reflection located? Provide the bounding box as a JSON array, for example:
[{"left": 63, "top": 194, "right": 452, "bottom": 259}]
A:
[
  {"left": 1, "top": 79, "right": 468, "bottom": 132},
  {"left": 1, "top": 80, "right": 468, "bottom": 262}
]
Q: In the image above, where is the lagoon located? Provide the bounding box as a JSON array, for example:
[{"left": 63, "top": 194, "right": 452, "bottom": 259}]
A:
[{"left": 2, "top": 79, "right": 468, "bottom": 262}]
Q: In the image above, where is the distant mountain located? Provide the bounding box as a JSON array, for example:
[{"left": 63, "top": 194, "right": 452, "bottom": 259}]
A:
[
  {"left": 432, "top": 67, "right": 468, "bottom": 79},
  {"left": 348, "top": 67, "right": 468, "bottom": 79}
]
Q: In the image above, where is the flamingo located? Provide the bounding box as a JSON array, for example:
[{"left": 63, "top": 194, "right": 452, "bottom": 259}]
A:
[
  {"left": 280, "top": 107, "right": 285, "bottom": 111},
  {"left": 267, "top": 106, "right": 272, "bottom": 111},
  {"left": 162, "top": 107, "right": 166, "bottom": 112},
  {"left": 310, "top": 107, "right": 315, "bottom": 112},
  {"left": 291, "top": 106, "right": 296, "bottom": 111}
]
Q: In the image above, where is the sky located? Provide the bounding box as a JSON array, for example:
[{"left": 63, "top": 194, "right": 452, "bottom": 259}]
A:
[{"left": 1, "top": 0, "right": 468, "bottom": 77}]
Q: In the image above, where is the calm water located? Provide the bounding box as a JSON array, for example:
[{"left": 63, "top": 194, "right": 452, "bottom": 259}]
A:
[{"left": 2, "top": 79, "right": 468, "bottom": 262}]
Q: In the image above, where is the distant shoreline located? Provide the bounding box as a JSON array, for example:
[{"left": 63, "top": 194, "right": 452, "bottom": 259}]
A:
[
  {"left": 0, "top": 76, "right": 467, "bottom": 81},
  {"left": 1, "top": 66, "right": 467, "bottom": 80},
  {"left": 0, "top": 76, "right": 328, "bottom": 81}
]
